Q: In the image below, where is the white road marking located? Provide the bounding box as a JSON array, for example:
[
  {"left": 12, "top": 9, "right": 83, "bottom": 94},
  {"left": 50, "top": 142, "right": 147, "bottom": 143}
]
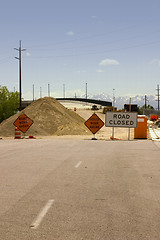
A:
[
  {"left": 30, "top": 199, "right": 54, "bottom": 229},
  {"left": 75, "top": 161, "right": 82, "bottom": 168},
  {"left": 149, "top": 128, "right": 158, "bottom": 139},
  {"left": 154, "top": 129, "right": 160, "bottom": 138}
]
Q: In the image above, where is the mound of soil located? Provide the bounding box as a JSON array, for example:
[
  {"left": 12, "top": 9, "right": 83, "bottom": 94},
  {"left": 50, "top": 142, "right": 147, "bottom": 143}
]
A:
[{"left": 0, "top": 97, "right": 90, "bottom": 137}]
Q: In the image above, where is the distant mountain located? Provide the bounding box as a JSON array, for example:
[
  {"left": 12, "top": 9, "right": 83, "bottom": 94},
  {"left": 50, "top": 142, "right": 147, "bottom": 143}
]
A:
[{"left": 80, "top": 94, "right": 158, "bottom": 109}]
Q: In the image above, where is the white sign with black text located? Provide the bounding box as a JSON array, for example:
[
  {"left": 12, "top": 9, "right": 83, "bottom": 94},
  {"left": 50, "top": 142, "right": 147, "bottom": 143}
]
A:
[{"left": 105, "top": 112, "right": 137, "bottom": 128}]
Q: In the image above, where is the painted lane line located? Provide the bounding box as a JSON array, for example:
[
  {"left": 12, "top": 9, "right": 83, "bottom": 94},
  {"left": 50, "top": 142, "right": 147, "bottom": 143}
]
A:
[
  {"left": 30, "top": 199, "right": 54, "bottom": 229},
  {"left": 75, "top": 161, "right": 82, "bottom": 168}
]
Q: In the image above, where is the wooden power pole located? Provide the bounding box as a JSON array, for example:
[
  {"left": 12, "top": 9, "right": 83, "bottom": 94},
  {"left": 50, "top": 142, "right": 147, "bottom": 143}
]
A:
[{"left": 14, "top": 40, "right": 26, "bottom": 111}]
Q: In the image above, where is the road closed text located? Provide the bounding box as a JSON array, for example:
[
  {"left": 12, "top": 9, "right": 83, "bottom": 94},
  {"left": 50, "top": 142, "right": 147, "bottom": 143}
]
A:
[{"left": 105, "top": 112, "right": 137, "bottom": 128}]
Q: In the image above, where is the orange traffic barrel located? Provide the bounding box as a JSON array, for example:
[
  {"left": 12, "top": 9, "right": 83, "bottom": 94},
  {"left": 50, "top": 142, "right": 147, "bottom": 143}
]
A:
[
  {"left": 15, "top": 127, "right": 21, "bottom": 139},
  {"left": 134, "top": 115, "right": 148, "bottom": 139}
]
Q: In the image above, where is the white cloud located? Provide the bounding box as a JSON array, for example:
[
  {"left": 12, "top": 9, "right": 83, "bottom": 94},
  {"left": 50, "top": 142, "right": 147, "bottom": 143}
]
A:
[
  {"left": 99, "top": 58, "right": 120, "bottom": 66},
  {"left": 150, "top": 59, "right": 160, "bottom": 67},
  {"left": 66, "top": 31, "right": 74, "bottom": 36},
  {"left": 26, "top": 52, "right": 31, "bottom": 57},
  {"left": 75, "top": 70, "right": 86, "bottom": 74},
  {"left": 96, "top": 69, "right": 104, "bottom": 73},
  {"left": 91, "top": 16, "right": 97, "bottom": 19}
]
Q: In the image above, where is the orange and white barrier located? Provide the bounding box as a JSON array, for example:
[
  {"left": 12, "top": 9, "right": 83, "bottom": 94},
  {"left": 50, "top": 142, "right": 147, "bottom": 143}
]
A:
[
  {"left": 110, "top": 136, "right": 121, "bottom": 140},
  {"left": 14, "top": 127, "right": 21, "bottom": 139}
]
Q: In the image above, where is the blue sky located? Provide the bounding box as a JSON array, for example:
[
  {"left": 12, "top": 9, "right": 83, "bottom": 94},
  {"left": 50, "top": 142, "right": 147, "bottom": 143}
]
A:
[{"left": 0, "top": 0, "right": 160, "bottom": 100}]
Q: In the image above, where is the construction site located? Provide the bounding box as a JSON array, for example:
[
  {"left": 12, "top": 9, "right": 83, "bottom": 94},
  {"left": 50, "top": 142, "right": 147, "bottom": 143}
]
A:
[{"left": 0, "top": 96, "right": 160, "bottom": 141}]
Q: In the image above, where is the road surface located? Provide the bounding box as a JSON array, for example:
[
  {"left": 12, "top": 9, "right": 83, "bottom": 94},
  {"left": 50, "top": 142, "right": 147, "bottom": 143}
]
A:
[{"left": 0, "top": 138, "right": 160, "bottom": 240}]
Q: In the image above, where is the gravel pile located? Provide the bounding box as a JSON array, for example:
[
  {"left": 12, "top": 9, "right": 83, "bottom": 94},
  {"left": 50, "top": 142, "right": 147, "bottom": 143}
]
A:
[{"left": 0, "top": 97, "right": 90, "bottom": 137}]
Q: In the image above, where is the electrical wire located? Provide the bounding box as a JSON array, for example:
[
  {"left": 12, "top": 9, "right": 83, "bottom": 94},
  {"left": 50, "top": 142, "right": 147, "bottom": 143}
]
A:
[
  {"left": 28, "top": 39, "right": 160, "bottom": 59},
  {"left": 27, "top": 29, "right": 160, "bottom": 52}
]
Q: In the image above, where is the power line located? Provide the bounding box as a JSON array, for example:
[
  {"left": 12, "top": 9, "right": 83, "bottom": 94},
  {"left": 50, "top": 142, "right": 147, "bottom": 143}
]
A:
[
  {"left": 0, "top": 54, "right": 14, "bottom": 64},
  {"left": 26, "top": 25, "right": 137, "bottom": 50},
  {"left": 27, "top": 29, "right": 160, "bottom": 52},
  {"left": 26, "top": 22, "right": 160, "bottom": 50},
  {"left": 29, "top": 39, "right": 160, "bottom": 59}
]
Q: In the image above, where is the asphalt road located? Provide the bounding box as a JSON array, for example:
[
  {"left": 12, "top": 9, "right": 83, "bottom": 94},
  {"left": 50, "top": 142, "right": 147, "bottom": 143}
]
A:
[{"left": 0, "top": 138, "right": 160, "bottom": 240}]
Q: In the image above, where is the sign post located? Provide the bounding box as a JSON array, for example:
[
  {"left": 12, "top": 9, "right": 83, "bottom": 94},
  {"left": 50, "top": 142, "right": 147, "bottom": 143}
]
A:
[
  {"left": 128, "top": 98, "right": 132, "bottom": 140},
  {"left": 85, "top": 113, "right": 104, "bottom": 140},
  {"left": 112, "top": 126, "right": 115, "bottom": 139},
  {"left": 105, "top": 112, "right": 137, "bottom": 140}
]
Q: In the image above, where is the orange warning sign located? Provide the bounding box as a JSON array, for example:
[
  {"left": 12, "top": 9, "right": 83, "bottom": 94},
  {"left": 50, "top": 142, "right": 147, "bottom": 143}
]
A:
[
  {"left": 85, "top": 113, "right": 104, "bottom": 134},
  {"left": 14, "top": 114, "right": 33, "bottom": 133}
]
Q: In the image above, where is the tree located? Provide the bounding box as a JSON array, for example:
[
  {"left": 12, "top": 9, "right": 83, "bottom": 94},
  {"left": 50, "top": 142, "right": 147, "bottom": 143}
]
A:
[
  {"left": 0, "top": 86, "right": 19, "bottom": 123},
  {"left": 137, "top": 104, "right": 154, "bottom": 115}
]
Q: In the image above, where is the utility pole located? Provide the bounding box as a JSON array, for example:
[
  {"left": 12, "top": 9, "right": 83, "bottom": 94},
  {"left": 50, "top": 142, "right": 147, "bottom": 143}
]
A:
[
  {"left": 156, "top": 84, "right": 160, "bottom": 111},
  {"left": 86, "top": 82, "right": 88, "bottom": 99},
  {"left": 40, "top": 87, "right": 42, "bottom": 98},
  {"left": 144, "top": 95, "right": 148, "bottom": 109},
  {"left": 113, "top": 88, "right": 115, "bottom": 108},
  {"left": 33, "top": 84, "right": 35, "bottom": 101},
  {"left": 48, "top": 83, "right": 50, "bottom": 97},
  {"left": 14, "top": 40, "right": 26, "bottom": 111}
]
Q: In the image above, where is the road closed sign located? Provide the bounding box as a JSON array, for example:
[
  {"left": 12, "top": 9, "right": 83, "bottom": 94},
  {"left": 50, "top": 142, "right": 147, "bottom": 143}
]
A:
[{"left": 105, "top": 112, "right": 137, "bottom": 128}]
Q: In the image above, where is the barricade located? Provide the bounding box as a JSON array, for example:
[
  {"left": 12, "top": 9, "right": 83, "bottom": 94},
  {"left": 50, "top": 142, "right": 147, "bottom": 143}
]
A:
[{"left": 15, "top": 127, "right": 21, "bottom": 139}]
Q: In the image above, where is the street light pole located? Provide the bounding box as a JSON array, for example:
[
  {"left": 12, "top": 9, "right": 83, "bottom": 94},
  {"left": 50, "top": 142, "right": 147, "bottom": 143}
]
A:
[
  {"left": 48, "top": 83, "right": 50, "bottom": 97},
  {"left": 33, "top": 84, "right": 35, "bottom": 101},
  {"left": 156, "top": 84, "right": 160, "bottom": 111},
  {"left": 14, "top": 40, "right": 26, "bottom": 111},
  {"left": 112, "top": 89, "right": 115, "bottom": 139},
  {"left": 86, "top": 82, "right": 88, "bottom": 99},
  {"left": 113, "top": 88, "right": 115, "bottom": 108}
]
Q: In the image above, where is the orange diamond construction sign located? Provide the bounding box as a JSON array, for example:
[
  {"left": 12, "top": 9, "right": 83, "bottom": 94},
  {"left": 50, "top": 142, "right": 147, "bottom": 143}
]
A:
[
  {"left": 14, "top": 114, "right": 33, "bottom": 133},
  {"left": 85, "top": 113, "right": 104, "bottom": 134}
]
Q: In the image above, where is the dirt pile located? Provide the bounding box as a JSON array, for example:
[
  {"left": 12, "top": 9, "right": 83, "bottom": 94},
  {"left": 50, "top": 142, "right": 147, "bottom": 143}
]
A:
[{"left": 0, "top": 97, "right": 90, "bottom": 137}]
